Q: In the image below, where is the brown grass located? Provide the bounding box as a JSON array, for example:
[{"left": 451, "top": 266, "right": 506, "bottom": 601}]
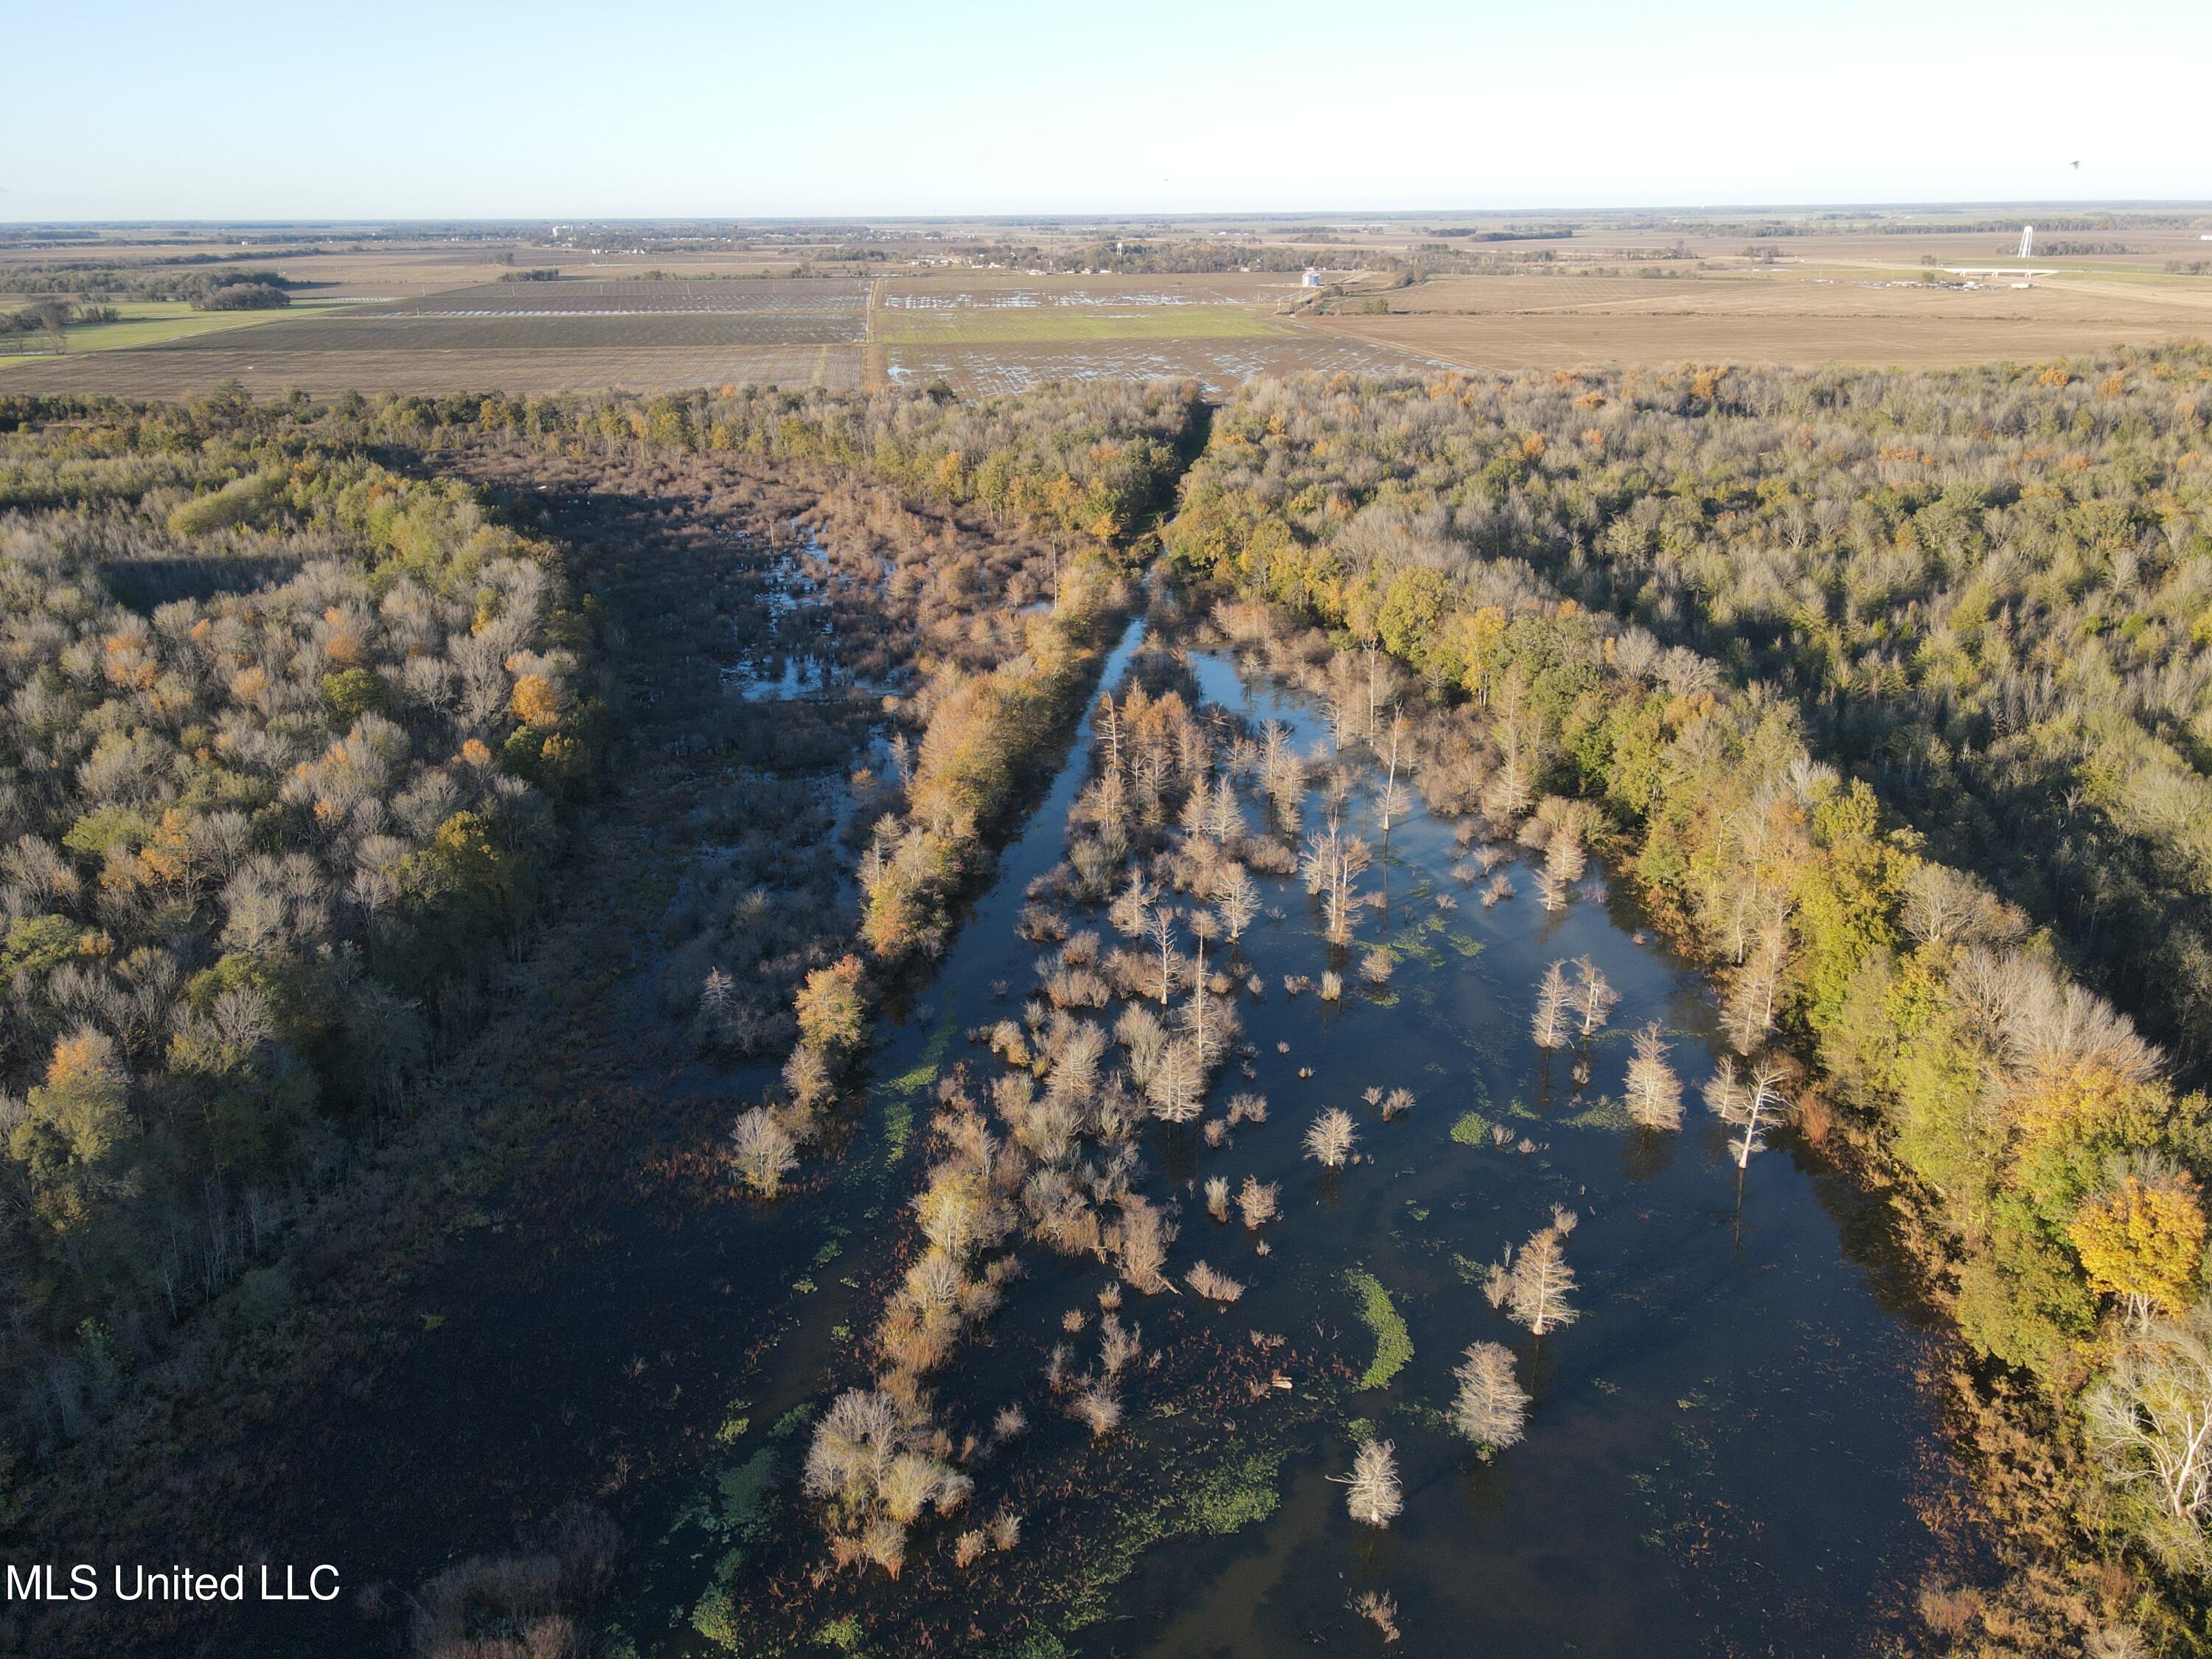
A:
[{"left": 1302, "top": 265, "right": 2212, "bottom": 370}]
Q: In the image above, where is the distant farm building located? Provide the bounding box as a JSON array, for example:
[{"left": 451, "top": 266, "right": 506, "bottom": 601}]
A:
[{"left": 1301, "top": 268, "right": 1323, "bottom": 288}]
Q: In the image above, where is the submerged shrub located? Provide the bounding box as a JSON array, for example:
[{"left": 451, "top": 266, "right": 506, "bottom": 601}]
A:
[{"left": 1304, "top": 1108, "right": 1357, "bottom": 1169}]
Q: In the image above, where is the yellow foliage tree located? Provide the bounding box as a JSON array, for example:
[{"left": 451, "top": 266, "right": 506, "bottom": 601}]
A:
[
  {"left": 2070, "top": 1170, "right": 2208, "bottom": 1327},
  {"left": 795, "top": 956, "right": 869, "bottom": 1057}
]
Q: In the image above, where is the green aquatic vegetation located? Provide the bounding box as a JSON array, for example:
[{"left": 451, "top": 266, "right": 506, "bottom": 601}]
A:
[
  {"left": 1346, "top": 1415, "right": 1379, "bottom": 1444},
  {"left": 1445, "top": 931, "right": 1486, "bottom": 959},
  {"left": 713, "top": 1405, "right": 752, "bottom": 1445},
  {"left": 1450, "top": 1111, "right": 1492, "bottom": 1146},
  {"left": 815, "top": 1614, "right": 867, "bottom": 1652},
  {"left": 1344, "top": 1267, "right": 1413, "bottom": 1390},
  {"left": 1561, "top": 1095, "right": 1634, "bottom": 1132},
  {"left": 770, "top": 1402, "right": 816, "bottom": 1439},
  {"left": 1059, "top": 1447, "right": 1288, "bottom": 1632},
  {"left": 881, "top": 1098, "right": 915, "bottom": 1166},
  {"left": 877, "top": 998, "right": 961, "bottom": 1164},
  {"left": 673, "top": 1446, "right": 779, "bottom": 1544},
  {"left": 1365, "top": 931, "right": 1445, "bottom": 970},
  {"left": 681, "top": 1447, "right": 786, "bottom": 1649}
]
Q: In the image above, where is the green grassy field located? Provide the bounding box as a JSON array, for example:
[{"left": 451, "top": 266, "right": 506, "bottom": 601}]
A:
[
  {"left": 877, "top": 302, "right": 1284, "bottom": 345},
  {"left": 0, "top": 299, "right": 361, "bottom": 364}
]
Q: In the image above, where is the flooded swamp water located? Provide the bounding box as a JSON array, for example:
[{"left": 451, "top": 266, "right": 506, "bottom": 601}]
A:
[{"left": 605, "top": 612, "right": 1967, "bottom": 1659}]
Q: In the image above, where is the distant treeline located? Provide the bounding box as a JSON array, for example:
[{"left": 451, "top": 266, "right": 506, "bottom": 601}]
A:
[
  {"left": 420, "top": 380, "right": 1207, "bottom": 548},
  {"left": 1057, "top": 241, "right": 1360, "bottom": 274},
  {"left": 1422, "top": 224, "right": 1579, "bottom": 241},
  {"left": 1741, "top": 216, "right": 2177, "bottom": 237},
  {"left": 0, "top": 265, "right": 302, "bottom": 303},
  {"left": 0, "top": 300, "right": 116, "bottom": 349}
]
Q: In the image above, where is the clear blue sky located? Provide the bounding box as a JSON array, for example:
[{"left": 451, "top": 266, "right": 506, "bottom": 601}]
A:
[{"left": 8, "top": 0, "right": 2205, "bottom": 221}]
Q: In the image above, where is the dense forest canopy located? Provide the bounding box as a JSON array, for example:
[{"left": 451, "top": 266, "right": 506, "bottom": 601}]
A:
[
  {"left": 1170, "top": 351, "right": 2212, "bottom": 1077},
  {"left": 0, "top": 392, "right": 602, "bottom": 1461}
]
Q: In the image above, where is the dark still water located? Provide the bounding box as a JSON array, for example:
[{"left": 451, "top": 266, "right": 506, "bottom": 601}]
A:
[
  {"left": 611, "top": 617, "right": 1958, "bottom": 1659},
  {"left": 1074, "top": 643, "right": 1953, "bottom": 1658}
]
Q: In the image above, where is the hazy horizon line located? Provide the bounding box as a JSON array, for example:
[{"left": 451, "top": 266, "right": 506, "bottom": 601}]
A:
[{"left": 6, "top": 198, "right": 2212, "bottom": 232}]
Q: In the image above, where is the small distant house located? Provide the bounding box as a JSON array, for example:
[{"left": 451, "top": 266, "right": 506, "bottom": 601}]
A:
[{"left": 1301, "top": 268, "right": 1323, "bottom": 288}]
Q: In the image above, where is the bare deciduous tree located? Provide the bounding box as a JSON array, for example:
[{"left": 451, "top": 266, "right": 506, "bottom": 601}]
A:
[
  {"left": 1705, "top": 1055, "right": 1790, "bottom": 1167},
  {"left": 1214, "top": 863, "right": 1261, "bottom": 947},
  {"left": 1571, "top": 956, "right": 1618, "bottom": 1040},
  {"left": 2085, "top": 1304, "right": 2212, "bottom": 1565},
  {"left": 1624, "top": 1022, "right": 1683, "bottom": 1130},
  {"left": 1237, "top": 1175, "right": 1281, "bottom": 1229},
  {"left": 1531, "top": 961, "right": 1572, "bottom": 1050},
  {"left": 1506, "top": 1226, "right": 1578, "bottom": 1336},
  {"left": 730, "top": 1107, "right": 798, "bottom": 1198},
  {"left": 1335, "top": 1439, "right": 1402, "bottom": 1527},
  {"left": 1452, "top": 1340, "right": 1531, "bottom": 1454}
]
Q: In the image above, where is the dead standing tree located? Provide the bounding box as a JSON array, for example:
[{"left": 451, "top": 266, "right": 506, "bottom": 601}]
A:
[{"left": 1506, "top": 1225, "right": 1578, "bottom": 1337}]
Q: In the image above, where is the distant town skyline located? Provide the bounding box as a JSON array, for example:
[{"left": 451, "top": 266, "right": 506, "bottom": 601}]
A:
[{"left": 10, "top": 0, "right": 2207, "bottom": 222}]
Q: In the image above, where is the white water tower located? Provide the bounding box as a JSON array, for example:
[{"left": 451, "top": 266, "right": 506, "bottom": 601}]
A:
[{"left": 2018, "top": 225, "right": 2034, "bottom": 259}]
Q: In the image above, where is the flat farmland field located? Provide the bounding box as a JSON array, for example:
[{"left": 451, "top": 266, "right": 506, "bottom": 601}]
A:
[
  {"left": 0, "top": 297, "right": 361, "bottom": 360},
  {"left": 878, "top": 302, "right": 1281, "bottom": 344},
  {"left": 886, "top": 334, "right": 1449, "bottom": 397},
  {"left": 154, "top": 311, "right": 865, "bottom": 350},
  {"left": 0, "top": 341, "right": 865, "bottom": 397},
  {"left": 1307, "top": 266, "right": 2212, "bottom": 369},
  {"left": 10, "top": 223, "right": 2206, "bottom": 400},
  {"left": 0, "top": 276, "right": 876, "bottom": 394},
  {"left": 1306, "top": 310, "right": 2205, "bottom": 371},
  {"left": 372, "top": 278, "right": 871, "bottom": 316}
]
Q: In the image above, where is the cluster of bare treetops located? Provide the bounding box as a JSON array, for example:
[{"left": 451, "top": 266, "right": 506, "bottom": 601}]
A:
[
  {"left": 0, "top": 391, "right": 600, "bottom": 1476},
  {"left": 778, "top": 655, "right": 1587, "bottom": 1590},
  {"left": 1169, "top": 357, "right": 2212, "bottom": 1628}
]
